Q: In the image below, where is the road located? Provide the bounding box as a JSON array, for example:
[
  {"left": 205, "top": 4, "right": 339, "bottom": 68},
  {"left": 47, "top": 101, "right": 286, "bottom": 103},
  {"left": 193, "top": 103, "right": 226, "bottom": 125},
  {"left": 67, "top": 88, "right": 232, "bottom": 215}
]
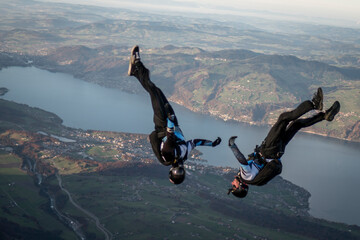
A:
[{"left": 55, "top": 173, "right": 113, "bottom": 240}]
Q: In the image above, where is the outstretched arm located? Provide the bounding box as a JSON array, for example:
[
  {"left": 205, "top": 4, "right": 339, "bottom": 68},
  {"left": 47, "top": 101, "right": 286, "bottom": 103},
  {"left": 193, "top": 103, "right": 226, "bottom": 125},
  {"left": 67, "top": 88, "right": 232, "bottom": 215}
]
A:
[
  {"left": 228, "top": 136, "right": 248, "bottom": 165},
  {"left": 229, "top": 136, "right": 261, "bottom": 181},
  {"left": 179, "top": 137, "right": 221, "bottom": 163},
  {"left": 193, "top": 137, "right": 221, "bottom": 147}
]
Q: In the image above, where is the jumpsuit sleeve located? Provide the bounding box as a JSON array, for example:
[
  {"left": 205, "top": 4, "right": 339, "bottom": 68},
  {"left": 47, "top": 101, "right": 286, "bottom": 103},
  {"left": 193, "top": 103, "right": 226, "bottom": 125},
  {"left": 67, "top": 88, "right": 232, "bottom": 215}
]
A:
[
  {"left": 167, "top": 118, "right": 185, "bottom": 141},
  {"left": 159, "top": 117, "right": 178, "bottom": 162},
  {"left": 229, "top": 142, "right": 248, "bottom": 165},
  {"left": 192, "top": 137, "right": 221, "bottom": 147},
  {"left": 180, "top": 139, "right": 207, "bottom": 161},
  {"left": 193, "top": 139, "right": 214, "bottom": 147},
  {"left": 229, "top": 140, "right": 259, "bottom": 181}
]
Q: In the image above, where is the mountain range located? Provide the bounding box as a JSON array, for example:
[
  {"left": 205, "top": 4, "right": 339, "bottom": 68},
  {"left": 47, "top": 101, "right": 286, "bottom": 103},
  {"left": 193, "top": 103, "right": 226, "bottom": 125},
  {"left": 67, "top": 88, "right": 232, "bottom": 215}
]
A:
[{"left": 1, "top": 0, "right": 359, "bottom": 142}]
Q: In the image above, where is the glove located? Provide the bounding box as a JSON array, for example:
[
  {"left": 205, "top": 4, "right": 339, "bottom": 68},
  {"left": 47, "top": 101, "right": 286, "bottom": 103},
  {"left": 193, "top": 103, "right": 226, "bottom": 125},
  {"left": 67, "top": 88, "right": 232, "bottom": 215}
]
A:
[
  {"left": 228, "top": 136, "right": 237, "bottom": 146},
  {"left": 212, "top": 137, "right": 221, "bottom": 147},
  {"left": 168, "top": 114, "right": 175, "bottom": 122}
]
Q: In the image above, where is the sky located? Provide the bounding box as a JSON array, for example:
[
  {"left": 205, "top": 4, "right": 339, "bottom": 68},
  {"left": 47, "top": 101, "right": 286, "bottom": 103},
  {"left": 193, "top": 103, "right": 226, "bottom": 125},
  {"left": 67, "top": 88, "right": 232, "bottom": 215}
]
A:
[{"left": 40, "top": 0, "right": 360, "bottom": 27}]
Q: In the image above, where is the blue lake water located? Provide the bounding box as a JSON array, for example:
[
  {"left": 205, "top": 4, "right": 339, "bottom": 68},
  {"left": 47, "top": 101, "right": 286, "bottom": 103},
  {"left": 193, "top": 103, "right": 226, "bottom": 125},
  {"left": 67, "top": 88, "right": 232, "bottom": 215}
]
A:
[{"left": 1, "top": 66, "right": 360, "bottom": 226}]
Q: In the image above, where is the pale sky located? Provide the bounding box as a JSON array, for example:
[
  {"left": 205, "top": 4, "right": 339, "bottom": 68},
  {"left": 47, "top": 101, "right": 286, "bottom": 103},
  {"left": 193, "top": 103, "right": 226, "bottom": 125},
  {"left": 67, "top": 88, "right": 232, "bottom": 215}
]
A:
[{"left": 41, "top": 0, "right": 360, "bottom": 27}]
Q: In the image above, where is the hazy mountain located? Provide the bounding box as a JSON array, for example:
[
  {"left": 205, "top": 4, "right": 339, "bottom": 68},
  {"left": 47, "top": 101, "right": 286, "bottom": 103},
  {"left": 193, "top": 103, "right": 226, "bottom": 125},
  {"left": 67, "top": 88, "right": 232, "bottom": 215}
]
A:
[{"left": 1, "top": 0, "right": 360, "bottom": 67}]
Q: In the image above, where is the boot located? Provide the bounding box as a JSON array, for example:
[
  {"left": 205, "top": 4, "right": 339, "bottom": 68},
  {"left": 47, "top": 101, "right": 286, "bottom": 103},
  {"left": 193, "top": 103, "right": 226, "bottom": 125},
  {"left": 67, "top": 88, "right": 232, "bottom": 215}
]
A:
[
  {"left": 128, "top": 45, "right": 141, "bottom": 76},
  {"left": 324, "top": 101, "right": 340, "bottom": 121},
  {"left": 312, "top": 87, "right": 323, "bottom": 110}
]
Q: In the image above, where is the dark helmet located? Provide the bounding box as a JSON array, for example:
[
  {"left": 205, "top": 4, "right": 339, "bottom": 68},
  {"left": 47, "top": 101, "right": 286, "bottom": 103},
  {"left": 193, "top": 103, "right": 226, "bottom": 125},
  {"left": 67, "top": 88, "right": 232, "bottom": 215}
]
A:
[
  {"left": 231, "top": 183, "right": 249, "bottom": 198},
  {"left": 228, "top": 177, "right": 249, "bottom": 198},
  {"left": 169, "top": 166, "right": 185, "bottom": 184}
]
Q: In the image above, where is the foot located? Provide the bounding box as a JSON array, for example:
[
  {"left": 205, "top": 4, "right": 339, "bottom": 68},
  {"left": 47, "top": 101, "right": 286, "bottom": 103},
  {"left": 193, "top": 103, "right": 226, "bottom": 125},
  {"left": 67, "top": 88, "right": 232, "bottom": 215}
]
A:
[
  {"left": 324, "top": 101, "right": 340, "bottom": 121},
  {"left": 128, "top": 45, "right": 141, "bottom": 76},
  {"left": 312, "top": 87, "right": 323, "bottom": 110}
]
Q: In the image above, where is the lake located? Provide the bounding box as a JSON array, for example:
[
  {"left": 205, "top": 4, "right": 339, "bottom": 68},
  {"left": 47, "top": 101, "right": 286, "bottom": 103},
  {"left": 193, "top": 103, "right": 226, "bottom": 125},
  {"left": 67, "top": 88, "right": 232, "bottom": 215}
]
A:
[{"left": 1, "top": 66, "right": 360, "bottom": 226}]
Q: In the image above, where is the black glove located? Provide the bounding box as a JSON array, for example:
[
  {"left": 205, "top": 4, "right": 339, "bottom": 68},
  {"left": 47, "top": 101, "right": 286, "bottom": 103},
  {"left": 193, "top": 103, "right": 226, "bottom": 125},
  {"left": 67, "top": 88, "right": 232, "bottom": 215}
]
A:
[
  {"left": 167, "top": 114, "right": 175, "bottom": 123},
  {"left": 228, "top": 136, "right": 237, "bottom": 146},
  {"left": 212, "top": 137, "right": 222, "bottom": 147}
]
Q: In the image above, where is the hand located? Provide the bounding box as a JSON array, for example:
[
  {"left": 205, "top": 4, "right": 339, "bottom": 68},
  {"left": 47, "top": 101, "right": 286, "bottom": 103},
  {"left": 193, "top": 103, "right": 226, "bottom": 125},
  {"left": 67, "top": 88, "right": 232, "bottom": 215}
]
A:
[
  {"left": 212, "top": 137, "right": 221, "bottom": 147},
  {"left": 167, "top": 114, "right": 175, "bottom": 122},
  {"left": 228, "top": 136, "right": 237, "bottom": 146},
  {"left": 166, "top": 115, "right": 175, "bottom": 129}
]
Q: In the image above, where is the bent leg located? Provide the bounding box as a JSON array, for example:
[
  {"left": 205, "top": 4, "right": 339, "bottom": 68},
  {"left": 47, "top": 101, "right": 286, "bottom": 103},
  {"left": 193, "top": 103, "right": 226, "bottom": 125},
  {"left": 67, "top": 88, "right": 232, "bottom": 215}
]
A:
[
  {"left": 282, "top": 112, "right": 325, "bottom": 146},
  {"left": 263, "top": 100, "right": 314, "bottom": 146}
]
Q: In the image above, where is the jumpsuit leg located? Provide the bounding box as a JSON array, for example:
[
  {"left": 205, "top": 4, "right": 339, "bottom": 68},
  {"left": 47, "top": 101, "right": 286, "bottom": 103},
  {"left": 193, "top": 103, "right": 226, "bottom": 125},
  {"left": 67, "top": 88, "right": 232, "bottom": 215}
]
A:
[
  {"left": 133, "top": 61, "right": 177, "bottom": 132},
  {"left": 132, "top": 62, "right": 179, "bottom": 162},
  {"left": 282, "top": 112, "right": 325, "bottom": 147},
  {"left": 262, "top": 100, "right": 314, "bottom": 152}
]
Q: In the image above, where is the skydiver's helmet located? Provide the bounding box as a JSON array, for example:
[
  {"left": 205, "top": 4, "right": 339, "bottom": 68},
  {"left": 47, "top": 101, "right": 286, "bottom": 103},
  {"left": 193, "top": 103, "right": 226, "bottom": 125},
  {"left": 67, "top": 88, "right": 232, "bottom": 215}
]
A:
[
  {"left": 169, "top": 166, "right": 185, "bottom": 184},
  {"left": 228, "top": 176, "right": 249, "bottom": 198}
]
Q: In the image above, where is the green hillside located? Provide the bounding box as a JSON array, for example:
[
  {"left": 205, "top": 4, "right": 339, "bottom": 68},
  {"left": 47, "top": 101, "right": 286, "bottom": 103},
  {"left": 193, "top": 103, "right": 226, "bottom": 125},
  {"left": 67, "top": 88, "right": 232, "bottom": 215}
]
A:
[
  {"left": 0, "top": 152, "right": 77, "bottom": 239},
  {"left": 1, "top": 0, "right": 359, "bottom": 142},
  {"left": 1, "top": 98, "right": 360, "bottom": 239},
  {"left": 11, "top": 45, "right": 358, "bottom": 143}
]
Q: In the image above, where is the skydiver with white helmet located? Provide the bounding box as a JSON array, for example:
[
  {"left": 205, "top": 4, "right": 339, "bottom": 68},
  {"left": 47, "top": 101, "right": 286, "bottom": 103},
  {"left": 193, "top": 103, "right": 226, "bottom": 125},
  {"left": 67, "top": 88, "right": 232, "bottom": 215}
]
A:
[{"left": 228, "top": 88, "right": 340, "bottom": 198}]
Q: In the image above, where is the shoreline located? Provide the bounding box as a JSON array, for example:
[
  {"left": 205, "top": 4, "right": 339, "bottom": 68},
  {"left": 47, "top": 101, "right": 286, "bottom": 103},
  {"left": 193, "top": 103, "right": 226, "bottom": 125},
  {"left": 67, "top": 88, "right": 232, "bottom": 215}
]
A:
[
  {"left": 1, "top": 64, "right": 359, "bottom": 145},
  {"left": 170, "top": 97, "right": 360, "bottom": 145}
]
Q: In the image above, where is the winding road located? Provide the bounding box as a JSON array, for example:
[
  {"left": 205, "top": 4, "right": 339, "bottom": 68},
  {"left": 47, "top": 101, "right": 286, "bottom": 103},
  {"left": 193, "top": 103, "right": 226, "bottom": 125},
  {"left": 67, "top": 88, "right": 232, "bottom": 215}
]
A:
[{"left": 55, "top": 173, "right": 113, "bottom": 240}]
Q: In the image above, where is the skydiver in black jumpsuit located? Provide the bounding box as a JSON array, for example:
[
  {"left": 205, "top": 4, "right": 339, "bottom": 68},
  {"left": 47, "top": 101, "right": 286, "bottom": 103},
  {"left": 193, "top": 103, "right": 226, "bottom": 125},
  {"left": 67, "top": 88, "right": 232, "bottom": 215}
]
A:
[
  {"left": 228, "top": 88, "right": 340, "bottom": 198},
  {"left": 128, "top": 45, "right": 221, "bottom": 184}
]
